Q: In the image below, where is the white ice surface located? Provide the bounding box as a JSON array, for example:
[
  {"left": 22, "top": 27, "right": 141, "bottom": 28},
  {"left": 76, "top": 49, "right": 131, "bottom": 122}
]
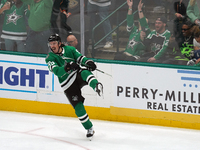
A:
[{"left": 0, "top": 111, "right": 200, "bottom": 150}]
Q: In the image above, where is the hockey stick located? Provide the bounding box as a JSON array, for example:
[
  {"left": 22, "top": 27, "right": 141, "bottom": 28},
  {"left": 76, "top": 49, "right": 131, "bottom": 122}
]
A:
[
  {"left": 95, "top": 68, "right": 112, "bottom": 77},
  {"left": 80, "top": 63, "right": 112, "bottom": 77}
]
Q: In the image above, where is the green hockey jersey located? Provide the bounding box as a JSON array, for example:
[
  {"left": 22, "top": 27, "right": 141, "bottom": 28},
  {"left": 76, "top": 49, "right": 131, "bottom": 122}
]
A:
[
  {"left": 142, "top": 17, "right": 171, "bottom": 60},
  {"left": 144, "top": 30, "right": 171, "bottom": 59},
  {"left": 124, "top": 14, "right": 148, "bottom": 57},
  {"left": 45, "top": 46, "right": 90, "bottom": 91},
  {"left": 0, "top": 0, "right": 29, "bottom": 40}
]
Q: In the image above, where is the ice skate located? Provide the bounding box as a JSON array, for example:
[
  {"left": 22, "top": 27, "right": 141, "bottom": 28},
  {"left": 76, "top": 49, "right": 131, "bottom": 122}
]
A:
[
  {"left": 86, "top": 127, "right": 95, "bottom": 140},
  {"left": 95, "top": 82, "right": 103, "bottom": 97}
]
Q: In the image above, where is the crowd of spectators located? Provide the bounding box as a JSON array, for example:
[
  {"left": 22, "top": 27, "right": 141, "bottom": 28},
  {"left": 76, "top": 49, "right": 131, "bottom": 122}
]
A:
[
  {"left": 0, "top": 0, "right": 200, "bottom": 66},
  {"left": 114, "top": 0, "right": 200, "bottom": 66}
]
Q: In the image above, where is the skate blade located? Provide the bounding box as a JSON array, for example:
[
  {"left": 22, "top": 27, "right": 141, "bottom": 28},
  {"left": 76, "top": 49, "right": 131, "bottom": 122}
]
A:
[{"left": 87, "top": 136, "right": 93, "bottom": 141}]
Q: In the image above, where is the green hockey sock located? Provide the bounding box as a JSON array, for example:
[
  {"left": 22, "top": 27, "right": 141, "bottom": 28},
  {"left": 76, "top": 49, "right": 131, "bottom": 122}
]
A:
[
  {"left": 75, "top": 102, "right": 93, "bottom": 130},
  {"left": 81, "top": 70, "right": 98, "bottom": 90}
]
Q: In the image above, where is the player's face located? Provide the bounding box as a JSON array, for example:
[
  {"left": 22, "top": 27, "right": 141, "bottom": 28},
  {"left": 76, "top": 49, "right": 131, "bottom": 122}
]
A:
[
  {"left": 49, "top": 41, "right": 60, "bottom": 53},
  {"left": 155, "top": 21, "right": 165, "bottom": 33}
]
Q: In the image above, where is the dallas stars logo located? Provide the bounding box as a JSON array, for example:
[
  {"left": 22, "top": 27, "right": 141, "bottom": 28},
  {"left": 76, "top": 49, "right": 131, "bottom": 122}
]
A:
[
  {"left": 72, "top": 95, "right": 78, "bottom": 101},
  {"left": 128, "top": 37, "right": 139, "bottom": 49},
  {"left": 6, "top": 9, "right": 22, "bottom": 25}
]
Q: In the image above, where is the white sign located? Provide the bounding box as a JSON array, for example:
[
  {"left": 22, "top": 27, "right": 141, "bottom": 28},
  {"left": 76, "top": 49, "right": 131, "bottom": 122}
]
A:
[
  {"left": 0, "top": 54, "right": 66, "bottom": 102},
  {"left": 0, "top": 54, "right": 112, "bottom": 107},
  {"left": 113, "top": 64, "right": 200, "bottom": 115}
]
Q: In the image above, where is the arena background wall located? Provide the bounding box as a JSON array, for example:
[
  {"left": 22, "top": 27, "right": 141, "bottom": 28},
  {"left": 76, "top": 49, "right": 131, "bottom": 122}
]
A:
[{"left": 1, "top": 51, "right": 200, "bottom": 130}]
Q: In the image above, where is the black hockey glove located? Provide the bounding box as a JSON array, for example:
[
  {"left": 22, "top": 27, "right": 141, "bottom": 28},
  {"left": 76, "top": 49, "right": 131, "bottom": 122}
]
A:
[
  {"left": 86, "top": 60, "right": 96, "bottom": 71},
  {"left": 64, "top": 62, "right": 79, "bottom": 73}
]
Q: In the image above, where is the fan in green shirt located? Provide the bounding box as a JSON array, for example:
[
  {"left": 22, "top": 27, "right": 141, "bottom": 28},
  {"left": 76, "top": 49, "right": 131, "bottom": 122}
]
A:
[
  {"left": 0, "top": 0, "right": 29, "bottom": 52},
  {"left": 114, "top": 0, "right": 147, "bottom": 61},
  {"left": 187, "top": 0, "right": 200, "bottom": 26},
  {"left": 21, "top": 0, "right": 53, "bottom": 54}
]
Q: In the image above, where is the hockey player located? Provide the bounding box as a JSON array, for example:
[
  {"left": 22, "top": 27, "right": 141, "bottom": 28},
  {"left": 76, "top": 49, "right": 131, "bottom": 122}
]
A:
[{"left": 45, "top": 34, "right": 103, "bottom": 139}]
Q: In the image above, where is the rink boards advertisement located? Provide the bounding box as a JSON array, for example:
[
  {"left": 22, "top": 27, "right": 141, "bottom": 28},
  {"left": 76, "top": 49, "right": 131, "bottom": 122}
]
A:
[
  {"left": 0, "top": 53, "right": 110, "bottom": 106},
  {"left": 0, "top": 53, "right": 68, "bottom": 103},
  {"left": 113, "top": 64, "right": 200, "bottom": 115},
  {"left": 1, "top": 53, "right": 200, "bottom": 130}
]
